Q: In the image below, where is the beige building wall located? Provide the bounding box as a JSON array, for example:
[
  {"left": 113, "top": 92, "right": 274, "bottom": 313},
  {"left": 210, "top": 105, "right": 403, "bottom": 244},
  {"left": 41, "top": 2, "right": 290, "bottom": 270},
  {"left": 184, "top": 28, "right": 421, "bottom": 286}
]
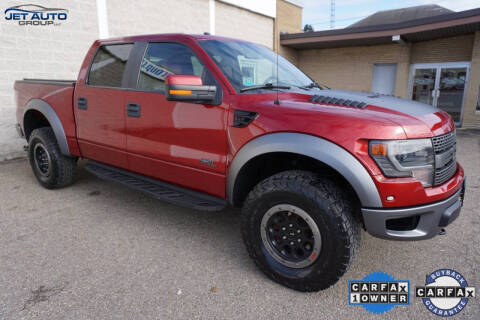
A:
[
  {"left": 411, "top": 34, "right": 474, "bottom": 64},
  {"left": 276, "top": 0, "right": 302, "bottom": 34},
  {"left": 463, "top": 32, "right": 480, "bottom": 128},
  {"left": 107, "top": 0, "right": 210, "bottom": 37},
  {"left": 215, "top": 1, "right": 274, "bottom": 49},
  {"left": 295, "top": 34, "right": 480, "bottom": 128},
  {"left": 108, "top": 0, "right": 275, "bottom": 48},
  {"left": 395, "top": 44, "right": 412, "bottom": 98},
  {"left": 410, "top": 34, "right": 477, "bottom": 127},
  {"left": 0, "top": 0, "right": 280, "bottom": 160},
  {"left": 0, "top": 0, "right": 99, "bottom": 160},
  {"left": 297, "top": 44, "right": 411, "bottom": 97},
  {"left": 276, "top": 0, "right": 302, "bottom": 64}
]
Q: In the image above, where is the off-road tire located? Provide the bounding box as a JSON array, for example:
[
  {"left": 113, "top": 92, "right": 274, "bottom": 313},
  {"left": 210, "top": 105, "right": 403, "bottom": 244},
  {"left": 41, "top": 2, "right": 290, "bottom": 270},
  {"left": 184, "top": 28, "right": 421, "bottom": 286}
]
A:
[
  {"left": 28, "top": 127, "right": 77, "bottom": 189},
  {"left": 241, "top": 170, "right": 360, "bottom": 292}
]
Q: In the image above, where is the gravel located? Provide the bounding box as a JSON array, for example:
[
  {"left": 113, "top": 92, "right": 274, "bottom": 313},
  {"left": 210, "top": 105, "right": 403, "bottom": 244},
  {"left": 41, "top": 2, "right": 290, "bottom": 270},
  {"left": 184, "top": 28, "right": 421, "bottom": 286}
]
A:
[{"left": 0, "top": 130, "right": 478, "bottom": 320}]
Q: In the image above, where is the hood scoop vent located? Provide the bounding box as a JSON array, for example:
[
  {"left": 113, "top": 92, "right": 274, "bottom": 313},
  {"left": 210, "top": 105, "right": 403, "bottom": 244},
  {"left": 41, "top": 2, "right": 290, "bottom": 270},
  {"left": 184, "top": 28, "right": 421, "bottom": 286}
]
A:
[{"left": 309, "top": 94, "right": 367, "bottom": 108}]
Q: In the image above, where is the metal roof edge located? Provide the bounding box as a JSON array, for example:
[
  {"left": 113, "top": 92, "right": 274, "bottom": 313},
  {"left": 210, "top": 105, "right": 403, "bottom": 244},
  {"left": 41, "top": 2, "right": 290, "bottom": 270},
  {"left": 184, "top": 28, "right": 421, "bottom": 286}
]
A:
[{"left": 281, "top": 7, "right": 480, "bottom": 40}]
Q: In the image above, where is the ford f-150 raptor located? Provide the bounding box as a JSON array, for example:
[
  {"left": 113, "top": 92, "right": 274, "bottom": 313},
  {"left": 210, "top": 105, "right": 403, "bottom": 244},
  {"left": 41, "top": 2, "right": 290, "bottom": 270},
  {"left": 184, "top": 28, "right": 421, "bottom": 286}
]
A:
[{"left": 14, "top": 34, "right": 466, "bottom": 292}]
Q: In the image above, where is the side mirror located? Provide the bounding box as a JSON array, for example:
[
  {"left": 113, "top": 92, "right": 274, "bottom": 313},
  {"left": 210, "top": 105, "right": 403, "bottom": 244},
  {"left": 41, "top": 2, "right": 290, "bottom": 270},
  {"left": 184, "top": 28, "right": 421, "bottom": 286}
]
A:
[{"left": 165, "top": 75, "right": 216, "bottom": 103}]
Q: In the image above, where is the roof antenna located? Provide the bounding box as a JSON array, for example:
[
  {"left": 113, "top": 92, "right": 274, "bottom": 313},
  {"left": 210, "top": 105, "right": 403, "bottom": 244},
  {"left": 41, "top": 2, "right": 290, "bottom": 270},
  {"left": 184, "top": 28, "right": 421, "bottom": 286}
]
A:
[{"left": 274, "top": 27, "right": 280, "bottom": 105}]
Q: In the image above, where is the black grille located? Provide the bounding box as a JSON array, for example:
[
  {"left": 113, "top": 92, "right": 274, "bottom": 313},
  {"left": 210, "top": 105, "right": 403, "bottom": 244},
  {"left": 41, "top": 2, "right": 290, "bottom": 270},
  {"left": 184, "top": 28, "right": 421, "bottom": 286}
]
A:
[
  {"left": 233, "top": 110, "right": 257, "bottom": 128},
  {"left": 435, "top": 161, "right": 457, "bottom": 185},
  {"left": 432, "top": 130, "right": 457, "bottom": 185},
  {"left": 432, "top": 130, "right": 456, "bottom": 154}
]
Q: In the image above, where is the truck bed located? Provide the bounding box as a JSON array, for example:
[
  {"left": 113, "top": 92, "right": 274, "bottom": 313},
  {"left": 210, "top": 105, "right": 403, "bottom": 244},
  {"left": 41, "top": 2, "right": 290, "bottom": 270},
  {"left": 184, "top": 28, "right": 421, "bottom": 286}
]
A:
[{"left": 14, "top": 78, "right": 78, "bottom": 155}]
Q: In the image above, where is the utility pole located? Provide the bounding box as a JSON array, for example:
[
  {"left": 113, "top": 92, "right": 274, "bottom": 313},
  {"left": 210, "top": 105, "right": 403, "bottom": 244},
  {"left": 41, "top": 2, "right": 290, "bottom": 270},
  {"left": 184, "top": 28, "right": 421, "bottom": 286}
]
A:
[{"left": 330, "top": 0, "right": 335, "bottom": 29}]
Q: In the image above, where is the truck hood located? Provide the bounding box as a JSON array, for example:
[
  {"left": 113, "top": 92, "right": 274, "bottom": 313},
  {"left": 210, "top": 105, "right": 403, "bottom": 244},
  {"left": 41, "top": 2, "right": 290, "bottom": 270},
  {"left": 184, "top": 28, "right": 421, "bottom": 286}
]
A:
[{"left": 308, "top": 90, "right": 455, "bottom": 137}]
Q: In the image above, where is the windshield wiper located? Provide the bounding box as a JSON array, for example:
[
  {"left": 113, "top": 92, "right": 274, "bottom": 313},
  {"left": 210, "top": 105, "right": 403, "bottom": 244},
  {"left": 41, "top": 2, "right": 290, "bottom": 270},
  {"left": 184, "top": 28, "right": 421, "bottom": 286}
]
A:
[
  {"left": 240, "top": 83, "right": 291, "bottom": 92},
  {"left": 298, "top": 82, "right": 323, "bottom": 90}
]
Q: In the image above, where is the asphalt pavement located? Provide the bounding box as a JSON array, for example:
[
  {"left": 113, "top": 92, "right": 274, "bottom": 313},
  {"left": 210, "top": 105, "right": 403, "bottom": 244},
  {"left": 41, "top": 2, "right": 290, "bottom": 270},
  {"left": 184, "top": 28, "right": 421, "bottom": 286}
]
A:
[{"left": 0, "top": 130, "right": 479, "bottom": 319}]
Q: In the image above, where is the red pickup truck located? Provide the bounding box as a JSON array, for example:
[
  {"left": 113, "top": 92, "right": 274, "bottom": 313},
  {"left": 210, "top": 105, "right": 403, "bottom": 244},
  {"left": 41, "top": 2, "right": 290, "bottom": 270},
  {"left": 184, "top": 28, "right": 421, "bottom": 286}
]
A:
[{"left": 14, "top": 33, "right": 465, "bottom": 292}]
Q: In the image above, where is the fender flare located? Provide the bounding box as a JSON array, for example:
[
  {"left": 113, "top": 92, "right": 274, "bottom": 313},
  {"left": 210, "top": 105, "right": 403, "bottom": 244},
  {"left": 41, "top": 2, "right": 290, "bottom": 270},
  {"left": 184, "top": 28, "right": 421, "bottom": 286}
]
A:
[
  {"left": 23, "top": 99, "right": 71, "bottom": 156},
  {"left": 227, "top": 132, "right": 382, "bottom": 208}
]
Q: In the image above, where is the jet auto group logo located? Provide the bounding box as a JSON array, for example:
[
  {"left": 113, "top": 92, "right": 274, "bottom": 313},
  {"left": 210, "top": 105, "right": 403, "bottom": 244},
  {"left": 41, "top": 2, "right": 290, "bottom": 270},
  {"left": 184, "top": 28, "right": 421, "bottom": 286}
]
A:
[{"left": 4, "top": 4, "right": 68, "bottom": 26}]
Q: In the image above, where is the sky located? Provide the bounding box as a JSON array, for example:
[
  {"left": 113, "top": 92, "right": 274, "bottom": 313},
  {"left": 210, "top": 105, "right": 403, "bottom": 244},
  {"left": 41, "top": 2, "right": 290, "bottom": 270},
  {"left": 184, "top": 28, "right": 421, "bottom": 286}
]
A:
[{"left": 302, "top": 0, "right": 480, "bottom": 31}]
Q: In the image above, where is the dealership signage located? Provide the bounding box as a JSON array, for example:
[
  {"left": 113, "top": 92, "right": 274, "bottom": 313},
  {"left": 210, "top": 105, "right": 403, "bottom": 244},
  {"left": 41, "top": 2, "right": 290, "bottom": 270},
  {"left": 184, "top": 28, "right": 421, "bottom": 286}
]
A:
[
  {"left": 415, "top": 269, "right": 476, "bottom": 317},
  {"left": 348, "top": 271, "right": 410, "bottom": 314},
  {"left": 348, "top": 269, "right": 476, "bottom": 316},
  {"left": 4, "top": 4, "right": 68, "bottom": 26}
]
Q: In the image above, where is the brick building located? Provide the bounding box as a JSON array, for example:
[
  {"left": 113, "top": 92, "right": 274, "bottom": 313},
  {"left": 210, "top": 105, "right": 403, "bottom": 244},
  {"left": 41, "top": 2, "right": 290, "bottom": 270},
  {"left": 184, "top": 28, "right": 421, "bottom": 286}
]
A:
[{"left": 280, "top": 5, "right": 480, "bottom": 128}]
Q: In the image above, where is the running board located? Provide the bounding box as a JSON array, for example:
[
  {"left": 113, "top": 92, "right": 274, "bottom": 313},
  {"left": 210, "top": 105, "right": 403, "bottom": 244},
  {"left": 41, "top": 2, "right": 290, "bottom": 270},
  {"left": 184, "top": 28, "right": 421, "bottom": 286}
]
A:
[{"left": 84, "top": 161, "right": 227, "bottom": 212}]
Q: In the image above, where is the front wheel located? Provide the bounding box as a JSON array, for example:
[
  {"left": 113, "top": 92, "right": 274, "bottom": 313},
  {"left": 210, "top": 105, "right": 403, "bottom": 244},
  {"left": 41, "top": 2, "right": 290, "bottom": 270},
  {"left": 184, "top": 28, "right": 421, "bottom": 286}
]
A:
[
  {"left": 241, "top": 170, "right": 360, "bottom": 292},
  {"left": 28, "top": 127, "right": 77, "bottom": 189}
]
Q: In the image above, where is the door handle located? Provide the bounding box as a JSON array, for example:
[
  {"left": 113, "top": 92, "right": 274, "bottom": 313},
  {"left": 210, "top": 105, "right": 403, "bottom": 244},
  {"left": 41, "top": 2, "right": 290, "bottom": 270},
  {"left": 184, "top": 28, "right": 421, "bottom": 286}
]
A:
[
  {"left": 77, "top": 97, "right": 87, "bottom": 110},
  {"left": 126, "top": 103, "right": 141, "bottom": 117}
]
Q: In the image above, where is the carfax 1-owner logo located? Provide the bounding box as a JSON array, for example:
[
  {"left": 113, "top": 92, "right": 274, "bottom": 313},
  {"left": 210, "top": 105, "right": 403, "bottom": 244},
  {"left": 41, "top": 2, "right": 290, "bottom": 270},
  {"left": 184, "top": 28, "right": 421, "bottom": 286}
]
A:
[
  {"left": 416, "top": 269, "right": 476, "bottom": 317},
  {"left": 4, "top": 4, "right": 68, "bottom": 26},
  {"left": 348, "top": 271, "right": 410, "bottom": 314}
]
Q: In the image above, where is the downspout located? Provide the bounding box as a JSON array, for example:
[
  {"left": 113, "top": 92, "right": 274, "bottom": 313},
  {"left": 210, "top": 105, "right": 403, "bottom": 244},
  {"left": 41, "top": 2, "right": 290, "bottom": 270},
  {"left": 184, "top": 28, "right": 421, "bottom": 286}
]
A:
[
  {"left": 96, "top": 0, "right": 109, "bottom": 39},
  {"left": 209, "top": 0, "right": 215, "bottom": 35}
]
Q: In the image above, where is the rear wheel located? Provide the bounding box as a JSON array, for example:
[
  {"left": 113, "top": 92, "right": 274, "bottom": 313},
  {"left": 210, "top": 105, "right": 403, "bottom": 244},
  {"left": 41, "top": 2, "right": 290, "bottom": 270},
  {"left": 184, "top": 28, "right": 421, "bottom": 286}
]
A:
[
  {"left": 28, "top": 127, "right": 77, "bottom": 189},
  {"left": 241, "top": 170, "right": 360, "bottom": 292}
]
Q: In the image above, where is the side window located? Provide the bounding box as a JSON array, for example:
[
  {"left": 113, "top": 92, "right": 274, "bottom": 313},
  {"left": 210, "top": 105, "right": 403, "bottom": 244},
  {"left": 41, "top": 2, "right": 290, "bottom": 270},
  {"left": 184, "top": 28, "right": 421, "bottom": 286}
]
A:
[
  {"left": 137, "top": 42, "right": 212, "bottom": 93},
  {"left": 88, "top": 43, "right": 133, "bottom": 87}
]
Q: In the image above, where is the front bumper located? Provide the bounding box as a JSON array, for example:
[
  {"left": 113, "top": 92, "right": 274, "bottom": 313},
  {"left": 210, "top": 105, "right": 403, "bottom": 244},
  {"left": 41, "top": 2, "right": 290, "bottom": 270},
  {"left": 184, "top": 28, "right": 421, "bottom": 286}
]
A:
[{"left": 361, "top": 180, "right": 465, "bottom": 240}]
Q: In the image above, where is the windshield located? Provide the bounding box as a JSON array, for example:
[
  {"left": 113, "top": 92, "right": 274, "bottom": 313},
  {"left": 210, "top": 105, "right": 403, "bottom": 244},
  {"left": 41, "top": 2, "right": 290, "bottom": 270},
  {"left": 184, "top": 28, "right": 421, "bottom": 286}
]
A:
[{"left": 198, "top": 40, "right": 317, "bottom": 93}]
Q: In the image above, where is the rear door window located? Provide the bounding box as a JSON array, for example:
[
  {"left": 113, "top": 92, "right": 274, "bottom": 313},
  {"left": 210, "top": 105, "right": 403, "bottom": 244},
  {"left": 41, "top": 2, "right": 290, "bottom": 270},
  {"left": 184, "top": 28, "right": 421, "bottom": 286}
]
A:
[{"left": 88, "top": 43, "right": 133, "bottom": 88}]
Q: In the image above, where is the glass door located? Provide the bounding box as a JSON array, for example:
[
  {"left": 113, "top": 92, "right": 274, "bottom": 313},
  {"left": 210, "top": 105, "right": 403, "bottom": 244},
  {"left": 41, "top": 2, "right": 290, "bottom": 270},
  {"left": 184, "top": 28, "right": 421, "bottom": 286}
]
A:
[
  {"left": 411, "top": 68, "right": 437, "bottom": 106},
  {"left": 437, "top": 67, "right": 467, "bottom": 123},
  {"left": 409, "top": 62, "right": 470, "bottom": 126}
]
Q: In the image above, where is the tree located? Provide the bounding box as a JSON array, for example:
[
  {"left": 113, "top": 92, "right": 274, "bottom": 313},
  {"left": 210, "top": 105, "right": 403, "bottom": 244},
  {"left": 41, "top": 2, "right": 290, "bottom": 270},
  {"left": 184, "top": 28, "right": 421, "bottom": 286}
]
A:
[{"left": 303, "top": 24, "right": 314, "bottom": 32}]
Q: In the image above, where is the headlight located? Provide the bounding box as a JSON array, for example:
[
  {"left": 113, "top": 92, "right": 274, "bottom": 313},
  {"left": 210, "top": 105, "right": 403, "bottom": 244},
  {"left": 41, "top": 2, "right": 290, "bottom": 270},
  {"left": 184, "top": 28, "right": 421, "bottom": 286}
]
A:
[{"left": 369, "top": 139, "right": 434, "bottom": 187}]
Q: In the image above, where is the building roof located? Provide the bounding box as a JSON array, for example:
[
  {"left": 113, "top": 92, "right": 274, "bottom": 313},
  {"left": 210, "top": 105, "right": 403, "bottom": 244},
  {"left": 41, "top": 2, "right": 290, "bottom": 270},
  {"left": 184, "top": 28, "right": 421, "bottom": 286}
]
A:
[
  {"left": 280, "top": 7, "right": 480, "bottom": 49},
  {"left": 348, "top": 5, "right": 453, "bottom": 28}
]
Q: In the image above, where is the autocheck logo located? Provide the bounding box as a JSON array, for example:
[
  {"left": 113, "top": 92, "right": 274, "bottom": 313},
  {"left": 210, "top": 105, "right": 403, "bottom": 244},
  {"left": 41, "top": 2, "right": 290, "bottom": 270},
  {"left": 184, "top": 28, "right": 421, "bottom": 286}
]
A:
[{"left": 4, "top": 4, "right": 68, "bottom": 26}]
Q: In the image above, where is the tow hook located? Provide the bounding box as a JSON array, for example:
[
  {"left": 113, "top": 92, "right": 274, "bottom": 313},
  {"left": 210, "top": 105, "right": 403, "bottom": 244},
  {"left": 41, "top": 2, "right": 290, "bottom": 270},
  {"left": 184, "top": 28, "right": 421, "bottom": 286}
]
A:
[
  {"left": 438, "top": 228, "right": 447, "bottom": 235},
  {"left": 23, "top": 145, "right": 29, "bottom": 152}
]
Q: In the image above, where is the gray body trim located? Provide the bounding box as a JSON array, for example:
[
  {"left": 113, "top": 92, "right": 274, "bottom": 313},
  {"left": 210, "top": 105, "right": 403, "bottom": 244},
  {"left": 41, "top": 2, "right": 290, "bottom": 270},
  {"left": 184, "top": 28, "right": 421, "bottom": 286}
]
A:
[
  {"left": 362, "top": 181, "right": 465, "bottom": 240},
  {"left": 24, "top": 99, "right": 71, "bottom": 156},
  {"left": 227, "top": 132, "right": 382, "bottom": 208}
]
